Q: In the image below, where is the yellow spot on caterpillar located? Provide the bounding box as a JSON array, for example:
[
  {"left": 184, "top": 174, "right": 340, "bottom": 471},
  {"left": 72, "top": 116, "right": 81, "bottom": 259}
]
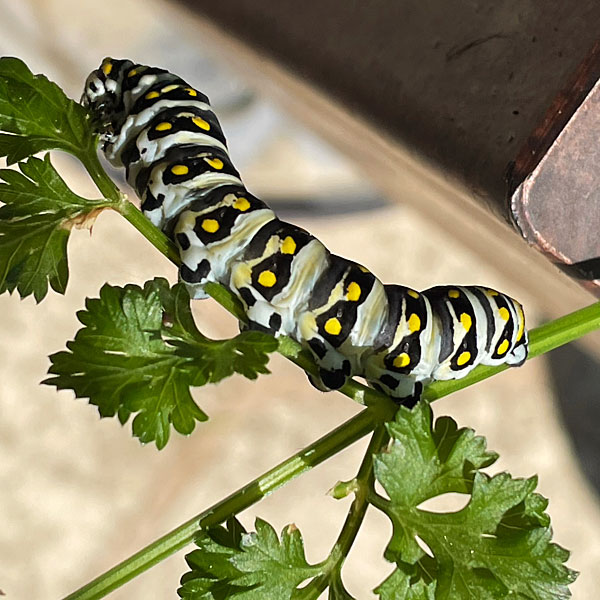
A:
[
  {"left": 205, "top": 157, "right": 224, "bottom": 169},
  {"left": 281, "top": 236, "right": 297, "bottom": 255},
  {"left": 358, "top": 265, "right": 369, "bottom": 273},
  {"left": 516, "top": 304, "right": 525, "bottom": 341},
  {"left": 460, "top": 313, "right": 472, "bottom": 332},
  {"left": 192, "top": 116, "right": 210, "bottom": 130},
  {"left": 457, "top": 351, "right": 471, "bottom": 366},
  {"left": 487, "top": 289, "right": 499, "bottom": 296},
  {"left": 346, "top": 281, "right": 361, "bottom": 301},
  {"left": 171, "top": 164, "right": 189, "bottom": 176},
  {"left": 155, "top": 122, "right": 172, "bottom": 131},
  {"left": 497, "top": 339, "right": 510, "bottom": 355},
  {"left": 324, "top": 317, "right": 342, "bottom": 336},
  {"left": 258, "top": 270, "right": 277, "bottom": 288},
  {"left": 128, "top": 68, "right": 138, "bottom": 77},
  {"left": 448, "top": 289, "right": 460, "bottom": 298},
  {"left": 408, "top": 313, "right": 421, "bottom": 332},
  {"left": 233, "top": 197, "right": 251, "bottom": 211},
  {"left": 393, "top": 353, "right": 410, "bottom": 368},
  {"left": 162, "top": 84, "right": 179, "bottom": 93},
  {"left": 407, "top": 289, "right": 419, "bottom": 299},
  {"left": 102, "top": 62, "right": 113, "bottom": 75},
  {"left": 185, "top": 88, "right": 198, "bottom": 96},
  {"left": 145, "top": 91, "right": 160, "bottom": 100},
  {"left": 201, "top": 219, "right": 219, "bottom": 233},
  {"left": 498, "top": 307, "right": 510, "bottom": 321}
]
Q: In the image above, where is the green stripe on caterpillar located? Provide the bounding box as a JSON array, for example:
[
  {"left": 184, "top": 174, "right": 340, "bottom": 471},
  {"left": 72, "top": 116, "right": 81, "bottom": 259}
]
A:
[{"left": 82, "top": 58, "right": 528, "bottom": 405}]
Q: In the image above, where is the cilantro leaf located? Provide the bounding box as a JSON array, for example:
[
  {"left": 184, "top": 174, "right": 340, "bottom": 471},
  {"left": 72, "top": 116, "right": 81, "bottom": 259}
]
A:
[
  {"left": 179, "top": 517, "right": 325, "bottom": 599},
  {"left": 44, "top": 278, "right": 277, "bottom": 449},
  {"left": 371, "top": 402, "right": 577, "bottom": 599},
  {"left": 0, "top": 56, "right": 94, "bottom": 163},
  {"left": 0, "top": 155, "right": 111, "bottom": 301}
]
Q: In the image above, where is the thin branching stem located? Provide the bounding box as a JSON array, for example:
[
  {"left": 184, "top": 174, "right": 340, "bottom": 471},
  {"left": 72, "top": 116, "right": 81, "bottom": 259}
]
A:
[
  {"left": 301, "top": 425, "right": 390, "bottom": 598},
  {"left": 62, "top": 403, "right": 395, "bottom": 600}
]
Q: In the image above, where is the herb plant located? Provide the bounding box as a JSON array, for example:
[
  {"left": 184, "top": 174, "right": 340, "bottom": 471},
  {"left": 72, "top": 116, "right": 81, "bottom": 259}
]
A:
[{"left": 1, "top": 57, "right": 597, "bottom": 599}]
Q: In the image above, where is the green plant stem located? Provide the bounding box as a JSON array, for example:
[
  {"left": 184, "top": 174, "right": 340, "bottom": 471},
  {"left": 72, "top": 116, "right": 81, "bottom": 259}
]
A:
[
  {"left": 302, "top": 425, "right": 390, "bottom": 599},
  {"left": 78, "top": 144, "right": 183, "bottom": 265},
  {"left": 62, "top": 402, "right": 395, "bottom": 600},
  {"left": 332, "top": 425, "right": 388, "bottom": 563},
  {"left": 424, "top": 300, "right": 600, "bottom": 401},
  {"left": 79, "top": 147, "right": 121, "bottom": 203},
  {"left": 116, "top": 197, "right": 182, "bottom": 265}
]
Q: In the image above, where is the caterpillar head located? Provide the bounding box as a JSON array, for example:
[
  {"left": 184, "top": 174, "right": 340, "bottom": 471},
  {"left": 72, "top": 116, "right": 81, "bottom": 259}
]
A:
[{"left": 81, "top": 58, "right": 134, "bottom": 135}]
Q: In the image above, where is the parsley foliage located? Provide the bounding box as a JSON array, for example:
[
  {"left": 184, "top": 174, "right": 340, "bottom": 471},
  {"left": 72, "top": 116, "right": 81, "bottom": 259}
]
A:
[
  {"left": 371, "top": 402, "right": 577, "bottom": 599},
  {"left": 179, "top": 517, "right": 325, "bottom": 599},
  {"left": 0, "top": 155, "right": 111, "bottom": 301},
  {"left": 160, "top": 282, "right": 278, "bottom": 382},
  {"left": 45, "top": 278, "right": 277, "bottom": 448},
  {"left": 0, "top": 56, "right": 94, "bottom": 163}
]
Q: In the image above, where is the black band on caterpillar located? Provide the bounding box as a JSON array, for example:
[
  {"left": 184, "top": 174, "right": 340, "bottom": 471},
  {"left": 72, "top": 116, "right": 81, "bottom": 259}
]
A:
[{"left": 82, "top": 58, "right": 529, "bottom": 404}]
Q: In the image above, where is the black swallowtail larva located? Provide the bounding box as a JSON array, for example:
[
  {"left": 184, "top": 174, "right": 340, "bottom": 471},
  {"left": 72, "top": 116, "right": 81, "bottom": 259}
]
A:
[{"left": 82, "top": 58, "right": 528, "bottom": 404}]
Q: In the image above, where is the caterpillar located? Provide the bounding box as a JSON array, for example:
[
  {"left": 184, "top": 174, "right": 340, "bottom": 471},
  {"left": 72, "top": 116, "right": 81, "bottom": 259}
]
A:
[{"left": 82, "top": 58, "right": 528, "bottom": 404}]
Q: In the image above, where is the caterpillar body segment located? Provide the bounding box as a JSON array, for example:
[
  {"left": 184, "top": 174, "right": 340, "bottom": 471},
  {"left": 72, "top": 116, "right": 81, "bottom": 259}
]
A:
[{"left": 82, "top": 58, "right": 529, "bottom": 404}]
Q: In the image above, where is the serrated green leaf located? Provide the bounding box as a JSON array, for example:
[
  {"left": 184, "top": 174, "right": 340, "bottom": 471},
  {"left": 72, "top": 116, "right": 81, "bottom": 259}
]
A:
[
  {"left": 371, "top": 402, "right": 577, "bottom": 599},
  {"left": 44, "top": 279, "right": 277, "bottom": 448},
  {"left": 0, "top": 56, "right": 94, "bottom": 163},
  {"left": 376, "top": 403, "right": 497, "bottom": 516},
  {"left": 160, "top": 282, "right": 278, "bottom": 383},
  {"left": 0, "top": 155, "right": 111, "bottom": 301},
  {"left": 179, "top": 517, "right": 325, "bottom": 599},
  {"left": 375, "top": 564, "right": 435, "bottom": 600}
]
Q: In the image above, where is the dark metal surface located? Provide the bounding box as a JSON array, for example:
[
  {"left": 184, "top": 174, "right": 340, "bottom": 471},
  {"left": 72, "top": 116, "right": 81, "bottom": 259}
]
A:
[
  {"left": 510, "top": 74, "right": 600, "bottom": 297},
  {"left": 507, "top": 42, "right": 600, "bottom": 194},
  {"left": 178, "top": 0, "right": 600, "bottom": 220}
]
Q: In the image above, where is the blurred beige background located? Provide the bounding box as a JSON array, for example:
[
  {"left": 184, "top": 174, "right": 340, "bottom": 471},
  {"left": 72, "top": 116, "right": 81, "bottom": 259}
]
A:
[{"left": 0, "top": 1, "right": 599, "bottom": 598}]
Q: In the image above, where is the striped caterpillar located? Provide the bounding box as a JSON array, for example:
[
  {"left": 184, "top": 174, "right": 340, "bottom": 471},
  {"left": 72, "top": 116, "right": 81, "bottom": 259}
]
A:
[{"left": 82, "top": 58, "right": 528, "bottom": 404}]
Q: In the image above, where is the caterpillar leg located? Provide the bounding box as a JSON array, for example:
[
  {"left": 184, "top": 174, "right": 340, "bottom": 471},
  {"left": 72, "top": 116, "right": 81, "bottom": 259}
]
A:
[
  {"left": 243, "top": 299, "right": 286, "bottom": 336},
  {"left": 368, "top": 373, "right": 424, "bottom": 407},
  {"left": 178, "top": 256, "right": 212, "bottom": 299},
  {"left": 174, "top": 213, "right": 215, "bottom": 300},
  {"left": 297, "top": 312, "right": 352, "bottom": 391},
  {"left": 306, "top": 357, "right": 352, "bottom": 392}
]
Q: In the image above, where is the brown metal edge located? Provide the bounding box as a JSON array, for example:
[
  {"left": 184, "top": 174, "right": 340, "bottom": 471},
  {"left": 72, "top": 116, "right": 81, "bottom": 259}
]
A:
[
  {"left": 511, "top": 177, "right": 600, "bottom": 297},
  {"left": 506, "top": 39, "right": 600, "bottom": 197}
]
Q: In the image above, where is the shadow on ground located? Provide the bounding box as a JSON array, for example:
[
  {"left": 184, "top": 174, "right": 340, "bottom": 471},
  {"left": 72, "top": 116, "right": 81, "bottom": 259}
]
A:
[{"left": 549, "top": 342, "right": 600, "bottom": 494}]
